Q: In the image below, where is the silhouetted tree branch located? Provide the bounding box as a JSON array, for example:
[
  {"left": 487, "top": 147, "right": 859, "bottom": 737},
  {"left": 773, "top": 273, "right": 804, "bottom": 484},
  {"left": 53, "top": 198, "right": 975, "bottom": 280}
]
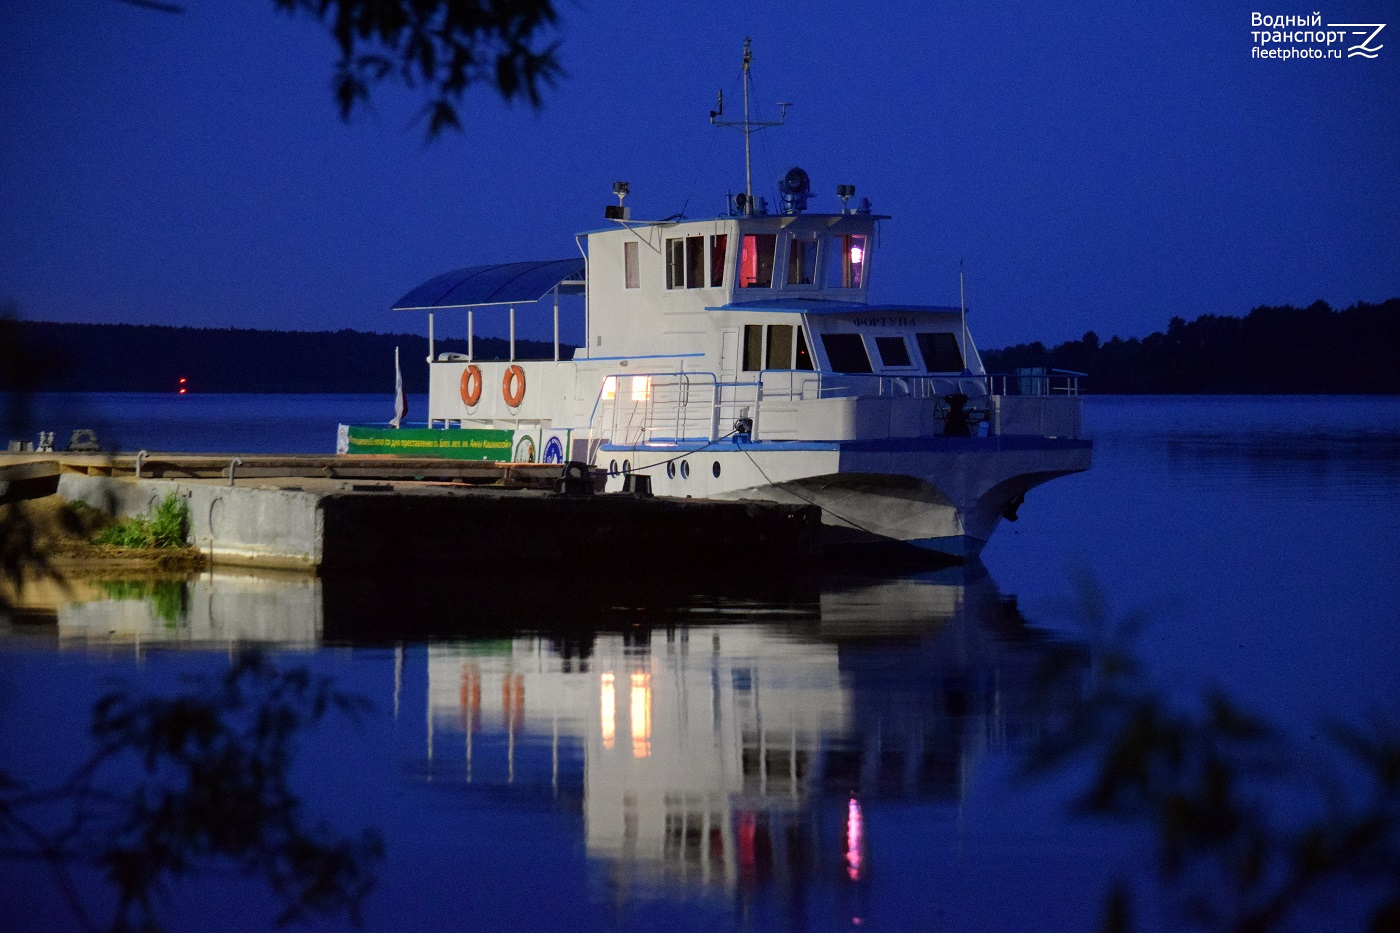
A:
[
  {"left": 272, "top": 0, "right": 564, "bottom": 138},
  {"left": 0, "top": 651, "right": 383, "bottom": 932},
  {"left": 1027, "top": 580, "right": 1400, "bottom": 931},
  {"left": 1, "top": 306, "right": 63, "bottom": 612},
  {"left": 109, "top": 0, "right": 565, "bottom": 139}
]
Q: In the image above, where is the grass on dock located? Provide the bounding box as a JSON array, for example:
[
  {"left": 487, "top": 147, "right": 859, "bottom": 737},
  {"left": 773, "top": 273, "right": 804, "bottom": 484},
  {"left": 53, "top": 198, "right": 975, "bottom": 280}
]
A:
[{"left": 1, "top": 494, "right": 207, "bottom": 574}]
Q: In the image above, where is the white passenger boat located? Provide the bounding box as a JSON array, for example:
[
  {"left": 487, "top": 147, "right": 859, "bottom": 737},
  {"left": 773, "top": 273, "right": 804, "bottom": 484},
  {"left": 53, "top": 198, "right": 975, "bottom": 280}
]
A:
[{"left": 341, "top": 42, "right": 1090, "bottom": 563}]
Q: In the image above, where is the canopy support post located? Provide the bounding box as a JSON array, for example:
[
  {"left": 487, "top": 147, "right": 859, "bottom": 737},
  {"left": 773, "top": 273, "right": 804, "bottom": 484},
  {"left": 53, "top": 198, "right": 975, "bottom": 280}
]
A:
[
  {"left": 427, "top": 312, "right": 435, "bottom": 364},
  {"left": 468, "top": 308, "right": 474, "bottom": 362},
  {"left": 509, "top": 305, "right": 516, "bottom": 362},
  {"left": 552, "top": 285, "right": 560, "bottom": 362}
]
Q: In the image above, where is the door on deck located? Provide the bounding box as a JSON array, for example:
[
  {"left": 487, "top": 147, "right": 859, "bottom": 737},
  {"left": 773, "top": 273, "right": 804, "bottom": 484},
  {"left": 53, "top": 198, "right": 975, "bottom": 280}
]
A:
[{"left": 718, "top": 329, "right": 739, "bottom": 437}]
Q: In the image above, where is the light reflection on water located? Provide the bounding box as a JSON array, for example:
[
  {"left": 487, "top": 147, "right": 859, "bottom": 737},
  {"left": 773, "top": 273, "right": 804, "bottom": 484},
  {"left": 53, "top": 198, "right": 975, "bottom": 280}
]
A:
[{"left": 409, "top": 570, "right": 1080, "bottom": 898}]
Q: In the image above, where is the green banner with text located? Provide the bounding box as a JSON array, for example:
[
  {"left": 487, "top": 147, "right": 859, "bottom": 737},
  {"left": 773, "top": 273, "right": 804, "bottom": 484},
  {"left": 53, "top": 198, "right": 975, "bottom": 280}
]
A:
[{"left": 346, "top": 426, "right": 515, "bottom": 460}]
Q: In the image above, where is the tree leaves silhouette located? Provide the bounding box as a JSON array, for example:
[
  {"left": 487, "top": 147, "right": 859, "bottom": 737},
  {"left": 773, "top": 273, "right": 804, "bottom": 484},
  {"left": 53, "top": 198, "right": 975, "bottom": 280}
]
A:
[{"left": 0, "top": 651, "right": 383, "bottom": 932}]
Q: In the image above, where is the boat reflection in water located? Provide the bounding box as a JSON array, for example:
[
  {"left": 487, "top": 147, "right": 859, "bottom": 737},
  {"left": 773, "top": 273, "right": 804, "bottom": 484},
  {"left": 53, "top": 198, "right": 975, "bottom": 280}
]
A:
[
  {"left": 26, "top": 565, "right": 1086, "bottom": 905},
  {"left": 24, "top": 570, "right": 323, "bottom": 647},
  {"left": 417, "top": 567, "right": 1085, "bottom": 896}
]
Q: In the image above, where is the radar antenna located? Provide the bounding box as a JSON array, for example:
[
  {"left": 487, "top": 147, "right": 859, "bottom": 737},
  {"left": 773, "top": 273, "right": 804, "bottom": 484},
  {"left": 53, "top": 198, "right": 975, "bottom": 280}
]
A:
[{"left": 710, "top": 37, "right": 788, "bottom": 216}]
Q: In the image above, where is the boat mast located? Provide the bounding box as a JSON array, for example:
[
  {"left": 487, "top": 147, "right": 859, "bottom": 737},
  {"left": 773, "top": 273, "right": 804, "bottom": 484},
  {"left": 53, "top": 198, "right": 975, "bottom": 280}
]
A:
[
  {"left": 960, "top": 261, "right": 969, "bottom": 372},
  {"left": 710, "top": 37, "right": 787, "bottom": 215}
]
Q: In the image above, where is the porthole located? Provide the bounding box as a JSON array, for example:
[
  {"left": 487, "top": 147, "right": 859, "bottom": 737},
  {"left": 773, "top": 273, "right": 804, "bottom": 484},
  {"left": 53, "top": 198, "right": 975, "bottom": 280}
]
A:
[
  {"left": 609, "top": 459, "right": 619, "bottom": 476},
  {"left": 622, "top": 459, "right": 631, "bottom": 474},
  {"left": 680, "top": 460, "right": 690, "bottom": 479},
  {"left": 666, "top": 461, "right": 676, "bottom": 479},
  {"left": 712, "top": 460, "right": 722, "bottom": 478}
]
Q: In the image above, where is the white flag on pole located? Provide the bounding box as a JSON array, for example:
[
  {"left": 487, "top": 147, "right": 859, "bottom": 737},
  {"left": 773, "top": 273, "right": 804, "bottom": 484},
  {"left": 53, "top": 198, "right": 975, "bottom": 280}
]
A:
[{"left": 390, "top": 346, "right": 407, "bottom": 428}]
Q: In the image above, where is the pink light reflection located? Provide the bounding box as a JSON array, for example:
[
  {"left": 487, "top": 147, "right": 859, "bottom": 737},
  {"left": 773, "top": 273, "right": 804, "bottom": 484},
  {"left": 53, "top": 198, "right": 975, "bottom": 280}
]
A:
[
  {"left": 600, "top": 672, "right": 615, "bottom": 750},
  {"left": 845, "top": 796, "right": 863, "bottom": 881}
]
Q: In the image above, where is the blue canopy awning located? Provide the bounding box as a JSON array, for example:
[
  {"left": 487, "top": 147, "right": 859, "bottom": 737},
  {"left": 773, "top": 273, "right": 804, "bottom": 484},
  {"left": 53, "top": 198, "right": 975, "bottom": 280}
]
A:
[{"left": 392, "top": 259, "right": 586, "bottom": 311}]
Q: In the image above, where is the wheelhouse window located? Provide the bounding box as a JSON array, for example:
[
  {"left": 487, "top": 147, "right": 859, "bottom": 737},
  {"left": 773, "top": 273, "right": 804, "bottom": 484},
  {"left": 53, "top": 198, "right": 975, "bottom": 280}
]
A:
[
  {"left": 916, "top": 332, "right": 965, "bottom": 372},
  {"left": 874, "top": 336, "right": 912, "bottom": 367},
  {"left": 795, "top": 326, "right": 814, "bottom": 370},
  {"left": 685, "top": 236, "right": 705, "bottom": 288},
  {"left": 765, "top": 324, "right": 794, "bottom": 369},
  {"left": 666, "top": 238, "right": 685, "bottom": 290},
  {"left": 823, "top": 234, "right": 868, "bottom": 289},
  {"left": 742, "top": 324, "right": 764, "bottom": 371},
  {"left": 787, "top": 234, "right": 818, "bottom": 285},
  {"left": 820, "top": 333, "right": 873, "bottom": 373},
  {"left": 624, "top": 241, "right": 639, "bottom": 289},
  {"left": 740, "top": 233, "right": 777, "bottom": 288},
  {"left": 668, "top": 236, "right": 708, "bottom": 289},
  {"left": 709, "top": 234, "right": 728, "bottom": 287}
]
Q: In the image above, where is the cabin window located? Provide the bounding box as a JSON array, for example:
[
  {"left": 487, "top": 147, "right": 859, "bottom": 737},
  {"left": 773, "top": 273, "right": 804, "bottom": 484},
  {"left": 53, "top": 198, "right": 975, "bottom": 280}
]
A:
[
  {"left": 602, "top": 376, "right": 617, "bottom": 400},
  {"left": 795, "top": 326, "right": 813, "bottom": 370},
  {"left": 766, "top": 324, "right": 794, "bottom": 369},
  {"left": 710, "top": 234, "right": 728, "bottom": 287},
  {"left": 822, "top": 234, "right": 868, "bottom": 288},
  {"left": 632, "top": 375, "right": 650, "bottom": 402},
  {"left": 624, "top": 241, "right": 639, "bottom": 289},
  {"left": 666, "top": 238, "right": 685, "bottom": 290},
  {"left": 740, "top": 234, "right": 777, "bottom": 288},
  {"left": 916, "top": 332, "right": 965, "bottom": 372},
  {"left": 742, "top": 324, "right": 764, "bottom": 372},
  {"left": 820, "top": 333, "right": 873, "bottom": 373},
  {"left": 685, "top": 236, "right": 705, "bottom": 288},
  {"left": 875, "top": 336, "right": 912, "bottom": 367},
  {"left": 786, "top": 235, "right": 818, "bottom": 285}
]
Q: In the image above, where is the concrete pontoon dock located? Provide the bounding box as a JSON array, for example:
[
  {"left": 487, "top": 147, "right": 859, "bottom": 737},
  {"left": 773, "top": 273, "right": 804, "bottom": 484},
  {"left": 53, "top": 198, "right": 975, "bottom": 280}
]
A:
[{"left": 2, "top": 453, "right": 822, "bottom": 575}]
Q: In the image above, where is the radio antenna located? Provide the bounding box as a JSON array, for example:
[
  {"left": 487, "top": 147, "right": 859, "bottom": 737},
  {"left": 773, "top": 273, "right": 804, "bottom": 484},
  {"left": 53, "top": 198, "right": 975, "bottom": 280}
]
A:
[{"left": 710, "top": 37, "right": 788, "bottom": 215}]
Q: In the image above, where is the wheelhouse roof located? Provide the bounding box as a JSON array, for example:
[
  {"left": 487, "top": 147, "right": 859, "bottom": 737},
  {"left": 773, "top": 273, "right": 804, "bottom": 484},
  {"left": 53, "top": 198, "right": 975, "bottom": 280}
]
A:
[{"left": 393, "top": 259, "right": 586, "bottom": 311}]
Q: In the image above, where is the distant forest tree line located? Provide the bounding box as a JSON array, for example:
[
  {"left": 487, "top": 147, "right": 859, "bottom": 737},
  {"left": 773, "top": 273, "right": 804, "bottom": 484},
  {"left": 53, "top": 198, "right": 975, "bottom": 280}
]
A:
[
  {"left": 982, "top": 298, "right": 1399, "bottom": 394},
  {"left": 4, "top": 320, "right": 563, "bottom": 394},
  {"left": 3, "top": 298, "right": 1397, "bottom": 394}
]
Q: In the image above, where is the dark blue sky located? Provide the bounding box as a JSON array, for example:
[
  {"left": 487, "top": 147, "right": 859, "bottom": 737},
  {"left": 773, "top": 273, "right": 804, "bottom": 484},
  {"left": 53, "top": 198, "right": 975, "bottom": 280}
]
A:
[{"left": 2, "top": 1, "right": 1397, "bottom": 349}]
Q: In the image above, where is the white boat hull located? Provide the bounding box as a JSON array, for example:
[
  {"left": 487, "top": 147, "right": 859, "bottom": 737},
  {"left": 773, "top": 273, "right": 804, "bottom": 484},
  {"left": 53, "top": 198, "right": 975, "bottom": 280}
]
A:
[{"left": 600, "top": 437, "right": 1091, "bottom": 562}]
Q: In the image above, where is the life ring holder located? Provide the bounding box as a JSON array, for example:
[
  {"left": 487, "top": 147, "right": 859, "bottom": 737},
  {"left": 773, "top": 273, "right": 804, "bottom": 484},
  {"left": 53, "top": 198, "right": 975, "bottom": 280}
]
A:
[
  {"left": 502, "top": 365, "right": 526, "bottom": 407},
  {"left": 459, "top": 365, "right": 483, "bottom": 407}
]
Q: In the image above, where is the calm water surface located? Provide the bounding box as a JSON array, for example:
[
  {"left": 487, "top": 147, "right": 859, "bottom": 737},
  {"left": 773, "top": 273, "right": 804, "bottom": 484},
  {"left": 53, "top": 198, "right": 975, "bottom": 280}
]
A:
[{"left": 2, "top": 393, "right": 1397, "bottom": 932}]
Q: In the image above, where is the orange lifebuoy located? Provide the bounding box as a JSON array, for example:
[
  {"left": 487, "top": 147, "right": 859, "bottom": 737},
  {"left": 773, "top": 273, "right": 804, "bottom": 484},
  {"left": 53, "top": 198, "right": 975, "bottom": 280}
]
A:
[
  {"left": 502, "top": 365, "right": 526, "bottom": 407},
  {"left": 459, "top": 364, "right": 483, "bottom": 406}
]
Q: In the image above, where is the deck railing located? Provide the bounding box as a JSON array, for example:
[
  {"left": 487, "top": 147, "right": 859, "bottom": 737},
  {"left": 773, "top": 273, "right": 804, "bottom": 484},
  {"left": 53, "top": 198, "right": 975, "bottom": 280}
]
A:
[
  {"left": 591, "top": 368, "right": 1083, "bottom": 447},
  {"left": 986, "top": 368, "right": 1084, "bottom": 397}
]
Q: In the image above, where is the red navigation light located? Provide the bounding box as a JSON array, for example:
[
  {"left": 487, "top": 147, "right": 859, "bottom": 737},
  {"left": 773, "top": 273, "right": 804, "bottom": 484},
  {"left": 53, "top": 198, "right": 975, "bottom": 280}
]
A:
[{"left": 178, "top": 376, "right": 188, "bottom": 395}]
